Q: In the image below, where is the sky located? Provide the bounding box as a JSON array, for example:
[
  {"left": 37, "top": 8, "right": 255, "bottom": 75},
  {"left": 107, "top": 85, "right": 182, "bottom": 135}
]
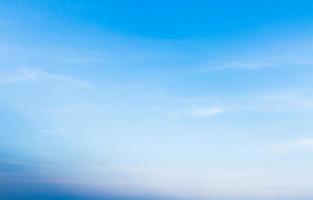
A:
[{"left": 1, "top": 0, "right": 313, "bottom": 200}]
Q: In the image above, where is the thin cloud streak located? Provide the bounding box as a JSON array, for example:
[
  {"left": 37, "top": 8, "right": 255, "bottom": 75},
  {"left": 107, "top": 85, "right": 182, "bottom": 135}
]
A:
[
  {"left": 168, "top": 106, "right": 225, "bottom": 118},
  {"left": 202, "top": 58, "right": 313, "bottom": 72},
  {"left": 166, "top": 88, "right": 313, "bottom": 119},
  {"left": 0, "top": 68, "right": 91, "bottom": 88},
  {"left": 199, "top": 38, "right": 313, "bottom": 72},
  {"left": 263, "top": 138, "right": 313, "bottom": 153},
  {"left": 190, "top": 107, "right": 224, "bottom": 117},
  {"left": 293, "top": 138, "right": 313, "bottom": 147}
]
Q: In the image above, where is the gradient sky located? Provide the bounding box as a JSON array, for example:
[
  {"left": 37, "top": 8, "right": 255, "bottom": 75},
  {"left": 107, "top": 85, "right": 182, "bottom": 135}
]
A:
[{"left": 1, "top": 1, "right": 313, "bottom": 200}]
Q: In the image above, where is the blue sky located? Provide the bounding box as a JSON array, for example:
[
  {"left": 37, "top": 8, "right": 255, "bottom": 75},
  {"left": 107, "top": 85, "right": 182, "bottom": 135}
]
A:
[{"left": 1, "top": 1, "right": 313, "bottom": 200}]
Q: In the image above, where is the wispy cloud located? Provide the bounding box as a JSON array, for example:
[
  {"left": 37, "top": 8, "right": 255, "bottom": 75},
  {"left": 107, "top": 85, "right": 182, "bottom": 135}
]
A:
[
  {"left": 41, "top": 128, "right": 67, "bottom": 136},
  {"left": 0, "top": 68, "right": 91, "bottom": 88},
  {"left": 169, "top": 106, "right": 225, "bottom": 118},
  {"left": 166, "top": 88, "right": 313, "bottom": 122},
  {"left": 189, "top": 107, "right": 224, "bottom": 117},
  {"left": 240, "top": 89, "right": 313, "bottom": 112},
  {"left": 0, "top": 69, "right": 39, "bottom": 84},
  {"left": 292, "top": 138, "right": 313, "bottom": 147},
  {"left": 202, "top": 57, "right": 313, "bottom": 72},
  {"left": 203, "top": 89, "right": 313, "bottom": 114},
  {"left": 199, "top": 38, "right": 313, "bottom": 72},
  {"left": 264, "top": 138, "right": 313, "bottom": 153},
  {"left": 203, "top": 60, "right": 276, "bottom": 71}
]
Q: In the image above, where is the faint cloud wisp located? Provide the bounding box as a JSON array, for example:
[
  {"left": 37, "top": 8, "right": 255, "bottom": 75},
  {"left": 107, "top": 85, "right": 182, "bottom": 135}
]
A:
[{"left": 0, "top": 68, "right": 91, "bottom": 88}]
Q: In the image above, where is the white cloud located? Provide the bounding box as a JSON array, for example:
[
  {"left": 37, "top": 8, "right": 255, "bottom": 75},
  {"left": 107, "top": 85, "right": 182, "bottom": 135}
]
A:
[
  {"left": 190, "top": 107, "right": 224, "bottom": 117},
  {"left": 265, "top": 138, "right": 313, "bottom": 153},
  {"left": 203, "top": 60, "right": 275, "bottom": 71},
  {"left": 292, "top": 138, "right": 313, "bottom": 147},
  {"left": 242, "top": 90, "right": 313, "bottom": 113},
  {"left": 0, "top": 68, "right": 91, "bottom": 88},
  {"left": 199, "top": 37, "right": 313, "bottom": 72},
  {"left": 166, "top": 88, "right": 313, "bottom": 121},
  {"left": 41, "top": 128, "right": 67, "bottom": 135},
  {"left": 202, "top": 57, "right": 313, "bottom": 72},
  {"left": 169, "top": 106, "right": 225, "bottom": 118},
  {"left": 204, "top": 89, "right": 313, "bottom": 114},
  {"left": 0, "top": 69, "right": 39, "bottom": 84}
]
